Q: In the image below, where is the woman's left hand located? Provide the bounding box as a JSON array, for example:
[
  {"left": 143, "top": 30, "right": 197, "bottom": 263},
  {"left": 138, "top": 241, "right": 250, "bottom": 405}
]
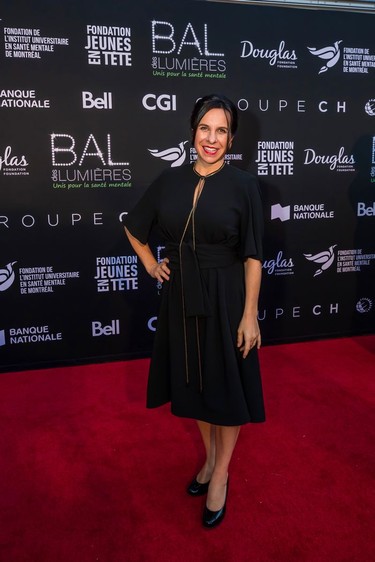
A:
[{"left": 237, "top": 315, "right": 261, "bottom": 359}]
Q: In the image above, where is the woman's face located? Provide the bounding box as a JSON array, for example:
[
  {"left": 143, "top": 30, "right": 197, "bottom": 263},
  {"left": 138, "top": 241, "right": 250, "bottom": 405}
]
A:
[{"left": 194, "top": 108, "right": 232, "bottom": 171}]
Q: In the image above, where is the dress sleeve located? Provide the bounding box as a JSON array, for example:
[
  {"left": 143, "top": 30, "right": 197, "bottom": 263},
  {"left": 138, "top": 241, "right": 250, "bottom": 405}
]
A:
[
  {"left": 122, "top": 172, "right": 164, "bottom": 244},
  {"left": 240, "top": 176, "right": 264, "bottom": 262}
]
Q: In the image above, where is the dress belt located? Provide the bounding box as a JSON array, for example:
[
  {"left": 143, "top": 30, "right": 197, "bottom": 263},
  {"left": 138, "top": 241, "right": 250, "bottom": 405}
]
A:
[
  {"left": 165, "top": 242, "right": 239, "bottom": 392},
  {"left": 166, "top": 242, "right": 238, "bottom": 317}
]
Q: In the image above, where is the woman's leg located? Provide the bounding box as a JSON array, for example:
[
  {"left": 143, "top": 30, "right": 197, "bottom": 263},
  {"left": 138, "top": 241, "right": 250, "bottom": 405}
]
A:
[
  {"left": 206, "top": 425, "right": 240, "bottom": 511},
  {"left": 196, "top": 420, "right": 216, "bottom": 483}
]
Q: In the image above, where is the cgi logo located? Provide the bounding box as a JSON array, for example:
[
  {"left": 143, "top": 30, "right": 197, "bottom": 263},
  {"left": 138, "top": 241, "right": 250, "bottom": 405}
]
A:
[
  {"left": 142, "top": 93, "right": 176, "bottom": 111},
  {"left": 92, "top": 320, "right": 120, "bottom": 337},
  {"left": 147, "top": 317, "right": 157, "bottom": 332},
  {"left": 82, "top": 91, "right": 113, "bottom": 109}
]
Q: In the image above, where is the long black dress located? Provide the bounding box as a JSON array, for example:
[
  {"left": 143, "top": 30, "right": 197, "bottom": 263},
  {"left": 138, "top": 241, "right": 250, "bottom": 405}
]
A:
[{"left": 125, "top": 163, "right": 265, "bottom": 426}]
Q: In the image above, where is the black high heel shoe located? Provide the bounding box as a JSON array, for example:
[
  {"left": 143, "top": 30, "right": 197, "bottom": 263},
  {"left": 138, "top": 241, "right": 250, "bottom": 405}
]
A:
[
  {"left": 202, "top": 479, "right": 229, "bottom": 529},
  {"left": 187, "top": 477, "right": 210, "bottom": 496}
]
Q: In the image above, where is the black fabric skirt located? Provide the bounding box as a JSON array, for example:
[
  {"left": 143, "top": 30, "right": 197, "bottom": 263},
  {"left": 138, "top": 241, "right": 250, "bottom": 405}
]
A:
[{"left": 146, "top": 260, "right": 266, "bottom": 426}]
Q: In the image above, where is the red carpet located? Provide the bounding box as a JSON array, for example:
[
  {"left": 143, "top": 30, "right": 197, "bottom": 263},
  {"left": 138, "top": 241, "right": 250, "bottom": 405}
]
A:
[{"left": 0, "top": 336, "right": 374, "bottom": 562}]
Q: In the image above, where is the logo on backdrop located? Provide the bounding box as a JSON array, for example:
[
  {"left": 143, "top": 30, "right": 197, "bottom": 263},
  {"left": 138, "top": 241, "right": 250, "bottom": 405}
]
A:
[
  {"left": 92, "top": 320, "right": 120, "bottom": 337},
  {"left": 236, "top": 98, "right": 347, "bottom": 114},
  {"left": 0, "top": 261, "right": 17, "bottom": 291},
  {"left": 303, "top": 146, "right": 355, "bottom": 172},
  {"left": 240, "top": 40, "right": 297, "bottom": 69},
  {"left": 3, "top": 26, "right": 69, "bottom": 60},
  {"left": 50, "top": 133, "right": 131, "bottom": 189},
  {"left": 148, "top": 141, "right": 188, "bottom": 167},
  {"left": 337, "top": 249, "right": 375, "bottom": 273},
  {"left": 189, "top": 147, "right": 243, "bottom": 165},
  {"left": 142, "top": 93, "right": 177, "bottom": 111},
  {"left": 0, "top": 89, "right": 50, "bottom": 109},
  {"left": 307, "top": 40, "right": 375, "bottom": 74},
  {"left": 85, "top": 25, "right": 131, "bottom": 66},
  {"left": 263, "top": 251, "right": 294, "bottom": 276},
  {"left": 94, "top": 256, "right": 138, "bottom": 292},
  {"left": 82, "top": 91, "right": 113, "bottom": 109},
  {"left": 0, "top": 211, "right": 113, "bottom": 230},
  {"left": 0, "top": 325, "right": 62, "bottom": 346},
  {"left": 371, "top": 136, "right": 375, "bottom": 182},
  {"left": 151, "top": 20, "right": 226, "bottom": 79},
  {"left": 258, "top": 302, "right": 339, "bottom": 322},
  {"left": 0, "top": 145, "right": 29, "bottom": 176},
  {"left": 18, "top": 265, "right": 79, "bottom": 294},
  {"left": 255, "top": 141, "right": 294, "bottom": 175},
  {"left": 271, "top": 203, "right": 334, "bottom": 222},
  {"left": 365, "top": 99, "right": 375, "bottom": 116},
  {"left": 147, "top": 317, "right": 157, "bottom": 332},
  {"left": 356, "top": 298, "right": 373, "bottom": 314},
  {"left": 343, "top": 46, "right": 375, "bottom": 74},
  {"left": 357, "top": 202, "right": 375, "bottom": 216},
  {"left": 307, "top": 40, "right": 342, "bottom": 74},
  {"left": 304, "top": 245, "right": 337, "bottom": 277},
  {"left": 0, "top": 261, "right": 79, "bottom": 294}
]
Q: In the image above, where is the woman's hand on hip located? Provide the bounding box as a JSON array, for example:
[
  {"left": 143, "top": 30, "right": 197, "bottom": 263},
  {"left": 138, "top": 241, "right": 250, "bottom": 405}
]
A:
[{"left": 148, "top": 258, "right": 170, "bottom": 283}]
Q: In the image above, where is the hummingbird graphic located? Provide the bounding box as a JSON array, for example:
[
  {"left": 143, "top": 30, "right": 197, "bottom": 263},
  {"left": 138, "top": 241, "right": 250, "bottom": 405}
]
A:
[
  {"left": 148, "top": 141, "right": 188, "bottom": 167},
  {"left": 304, "top": 245, "right": 337, "bottom": 277},
  {"left": 0, "top": 261, "right": 17, "bottom": 291},
  {"left": 307, "top": 40, "right": 342, "bottom": 74}
]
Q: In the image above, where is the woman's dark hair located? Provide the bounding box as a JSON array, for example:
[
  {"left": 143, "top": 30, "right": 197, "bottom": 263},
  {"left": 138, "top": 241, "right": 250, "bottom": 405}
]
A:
[{"left": 190, "top": 94, "right": 238, "bottom": 146}]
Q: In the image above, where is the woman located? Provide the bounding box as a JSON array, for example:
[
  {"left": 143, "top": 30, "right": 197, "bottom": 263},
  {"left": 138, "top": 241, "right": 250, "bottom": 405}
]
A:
[{"left": 124, "top": 94, "right": 265, "bottom": 529}]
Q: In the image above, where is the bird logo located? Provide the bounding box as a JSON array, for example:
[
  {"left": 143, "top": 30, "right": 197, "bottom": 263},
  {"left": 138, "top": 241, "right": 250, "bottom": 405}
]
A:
[
  {"left": 0, "top": 261, "right": 17, "bottom": 291},
  {"left": 307, "top": 40, "right": 342, "bottom": 74},
  {"left": 148, "top": 141, "right": 188, "bottom": 167},
  {"left": 303, "top": 245, "right": 337, "bottom": 277}
]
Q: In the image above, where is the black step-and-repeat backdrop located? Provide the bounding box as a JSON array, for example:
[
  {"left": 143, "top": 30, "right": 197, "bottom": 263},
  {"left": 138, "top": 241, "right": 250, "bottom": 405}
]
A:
[{"left": 1, "top": 0, "right": 374, "bottom": 371}]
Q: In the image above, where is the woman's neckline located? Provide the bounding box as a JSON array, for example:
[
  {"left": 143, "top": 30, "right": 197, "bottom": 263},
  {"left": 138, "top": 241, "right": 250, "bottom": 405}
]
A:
[{"left": 193, "top": 161, "right": 225, "bottom": 179}]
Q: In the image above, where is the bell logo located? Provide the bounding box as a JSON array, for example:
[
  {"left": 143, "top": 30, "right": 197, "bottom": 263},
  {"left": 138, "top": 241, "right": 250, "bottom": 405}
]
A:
[
  {"left": 82, "top": 91, "right": 113, "bottom": 109},
  {"left": 92, "top": 320, "right": 120, "bottom": 337},
  {"left": 357, "top": 202, "right": 375, "bottom": 216}
]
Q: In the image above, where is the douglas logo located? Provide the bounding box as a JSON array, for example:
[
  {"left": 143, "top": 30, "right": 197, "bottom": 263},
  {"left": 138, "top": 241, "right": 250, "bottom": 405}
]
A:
[
  {"left": 240, "top": 40, "right": 297, "bottom": 68},
  {"left": 303, "top": 146, "right": 355, "bottom": 171},
  {"left": 0, "top": 146, "right": 29, "bottom": 175}
]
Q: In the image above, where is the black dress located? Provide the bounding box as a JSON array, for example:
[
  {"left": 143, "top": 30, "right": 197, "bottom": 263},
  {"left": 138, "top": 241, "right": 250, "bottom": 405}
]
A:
[{"left": 125, "top": 163, "right": 265, "bottom": 426}]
